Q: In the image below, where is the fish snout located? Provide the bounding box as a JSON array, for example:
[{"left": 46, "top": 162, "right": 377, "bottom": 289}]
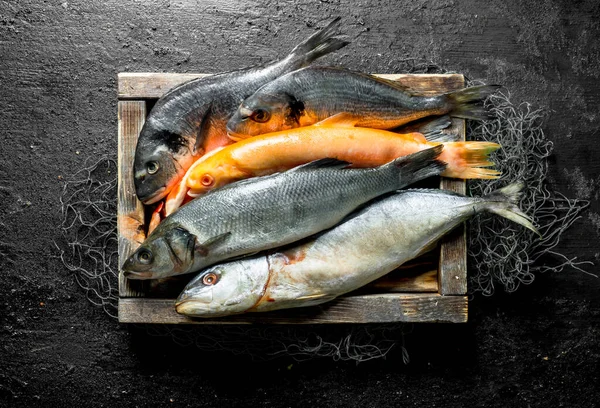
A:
[{"left": 174, "top": 292, "right": 191, "bottom": 307}]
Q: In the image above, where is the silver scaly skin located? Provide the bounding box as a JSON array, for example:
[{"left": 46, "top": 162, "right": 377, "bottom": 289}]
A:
[
  {"left": 176, "top": 183, "right": 538, "bottom": 318},
  {"left": 122, "top": 146, "right": 446, "bottom": 280}
]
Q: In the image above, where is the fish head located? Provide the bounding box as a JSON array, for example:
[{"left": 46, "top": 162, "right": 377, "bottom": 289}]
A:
[
  {"left": 122, "top": 224, "right": 197, "bottom": 280},
  {"left": 175, "top": 257, "right": 270, "bottom": 318},
  {"left": 134, "top": 121, "right": 194, "bottom": 205},
  {"left": 186, "top": 156, "right": 244, "bottom": 197},
  {"left": 226, "top": 93, "right": 304, "bottom": 138}
]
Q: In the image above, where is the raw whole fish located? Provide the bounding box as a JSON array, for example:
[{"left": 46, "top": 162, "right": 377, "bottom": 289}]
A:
[
  {"left": 226, "top": 66, "right": 499, "bottom": 139},
  {"left": 183, "top": 116, "right": 499, "bottom": 199},
  {"left": 176, "top": 183, "right": 538, "bottom": 317}
]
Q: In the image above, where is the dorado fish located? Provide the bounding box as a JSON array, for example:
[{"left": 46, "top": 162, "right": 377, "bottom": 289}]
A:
[
  {"left": 182, "top": 117, "right": 499, "bottom": 200},
  {"left": 133, "top": 19, "right": 349, "bottom": 204},
  {"left": 226, "top": 66, "right": 499, "bottom": 139},
  {"left": 122, "top": 147, "right": 446, "bottom": 280},
  {"left": 176, "top": 183, "right": 538, "bottom": 317}
]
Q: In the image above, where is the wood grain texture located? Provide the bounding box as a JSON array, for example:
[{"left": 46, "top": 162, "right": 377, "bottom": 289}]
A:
[
  {"left": 365, "top": 269, "right": 438, "bottom": 293},
  {"left": 117, "top": 101, "right": 148, "bottom": 297},
  {"left": 438, "top": 77, "right": 468, "bottom": 296},
  {"left": 118, "top": 294, "right": 468, "bottom": 324},
  {"left": 117, "top": 72, "right": 465, "bottom": 99}
]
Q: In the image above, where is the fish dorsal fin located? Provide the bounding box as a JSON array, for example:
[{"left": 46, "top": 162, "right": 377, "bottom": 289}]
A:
[
  {"left": 313, "top": 112, "right": 360, "bottom": 127},
  {"left": 290, "top": 157, "right": 351, "bottom": 171},
  {"left": 193, "top": 104, "right": 213, "bottom": 155},
  {"left": 371, "top": 75, "right": 414, "bottom": 93}
]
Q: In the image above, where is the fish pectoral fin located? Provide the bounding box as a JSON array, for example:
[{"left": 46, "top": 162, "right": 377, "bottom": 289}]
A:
[
  {"left": 296, "top": 293, "right": 329, "bottom": 300},
  {"left": 313, "top": 112, "right": 360, "bottom": 127},
  {"left": 195, "top": 232, "right": 232, "bottom": 257},
  {"left": 291, "top": 157, "right": 351, "bottom": 171},
  {"left": 295, "top": 293, "right": 337, "bottom": 307},
  {"left": 192, "top": 104, "right": 213, "bottom": 155}
]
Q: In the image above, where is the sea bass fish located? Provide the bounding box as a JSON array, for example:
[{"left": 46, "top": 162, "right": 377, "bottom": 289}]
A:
[
  {"left": 226, "top": 66, "right": 499, "bottom": 139},
  {"left": 133, "top": 19, "right": 349, "bottom": 205},
  {"left": 122, "top": 147, "right": 446, "bottom": 280},
  {"left": 176, "top": 183, "right": 538, "bottom": 317},
  {"left": 181, "top": 117, "right": 499, "bottom": 201}
]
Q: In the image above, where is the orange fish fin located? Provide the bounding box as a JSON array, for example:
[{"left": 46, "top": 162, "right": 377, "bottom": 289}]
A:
[
  {"left": 148, "top": 201, "right": 164, "bottom": 235},
  {"left": 441, "top": 141, "right": 502, "bottom": 179},
  {"left": 313, "top": 112, "right": 360, "bottom": 127},
  {"left": 164, "top": 179, "right": 189, "bottom": 216}
]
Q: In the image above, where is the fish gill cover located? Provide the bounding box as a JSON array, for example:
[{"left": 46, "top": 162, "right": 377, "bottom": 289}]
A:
[{"left": 55, "top": 63, "right": 593, "bottom": 362}]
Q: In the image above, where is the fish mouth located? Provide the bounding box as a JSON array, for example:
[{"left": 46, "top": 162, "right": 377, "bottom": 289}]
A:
[
  {"left": 122, "top": 270, "right": 154, "bottom": 280},
  {"left": 139, "top": 186, "right": 167, "bottom": 205},
  {"left": 174, "top": 298, "right": 189, "bottom": 308},
  {"left": 225, "top": 128, "right": 246, "bottom": 142}
]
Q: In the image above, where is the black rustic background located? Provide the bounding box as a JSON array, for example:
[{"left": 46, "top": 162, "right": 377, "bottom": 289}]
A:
[{"left": 1, "top": 1, "right": 599, "bottom": 407}]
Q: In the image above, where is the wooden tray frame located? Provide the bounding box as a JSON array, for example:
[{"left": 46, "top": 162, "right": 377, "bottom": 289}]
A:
[{"left": 117, "top": 73, "right": 468, "bottom": 324}]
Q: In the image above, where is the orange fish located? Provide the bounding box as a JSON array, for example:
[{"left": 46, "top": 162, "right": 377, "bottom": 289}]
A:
[{"left": 183, "top": 115, "right": 500, "bottom": 200}]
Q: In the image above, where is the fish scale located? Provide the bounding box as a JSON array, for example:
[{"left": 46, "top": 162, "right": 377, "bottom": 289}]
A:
[{"left": 123, "top": 147, "right": 446, "bottom": 280}]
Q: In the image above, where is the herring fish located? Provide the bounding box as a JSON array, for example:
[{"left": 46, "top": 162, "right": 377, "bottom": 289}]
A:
[
  {"left": 133, "top": 19, "right": 349, "bottom": 204},
  {"left": 176, "top": 183, "right": 539, "bottom": 317},
  {"left": 122, "top": 147, "right": 446, "bottom": 280},
  {"left": 226, "top": 66, "right": 499, "bottom": 139}
]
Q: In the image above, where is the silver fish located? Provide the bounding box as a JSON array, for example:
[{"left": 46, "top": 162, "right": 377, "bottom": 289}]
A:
[
  {"left": 133, "top": 18, "right": 349, "bottom": 204},
  {"left": 122, "top": 146, "right": 446, "bottom": 280},
  {"left": 176, "top": 183, "right": 538, "bottom": 317}
]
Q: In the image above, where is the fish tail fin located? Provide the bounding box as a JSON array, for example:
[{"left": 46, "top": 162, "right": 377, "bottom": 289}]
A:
[
  {"left": 286, "top": 17, "right": 349, "bottom": 68},
  {"left": 438, "top": 141, "right": 502, "bottom": 179},
  {"left": 445, "top": 85, "right": 501, "bottom": 121},
  {"left": 482, "top": 182, "right": 541, "bottom": 236},
  {"left": 390, "top": 145, "right": 447, "bottom": 187}
]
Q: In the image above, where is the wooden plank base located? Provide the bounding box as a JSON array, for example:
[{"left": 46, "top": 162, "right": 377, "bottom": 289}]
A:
[{"left": 119, "top": 294, "right": 468, "bottom": 324}]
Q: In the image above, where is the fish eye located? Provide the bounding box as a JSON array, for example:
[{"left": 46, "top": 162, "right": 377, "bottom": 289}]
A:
[
  {"left": 201, "top": 173, "right": 215, "bottom": 187},
  {"left": 146, "top": 161, "right": 160, "bottom": 175},
  {"left": 202, "top": 272, "right": 219, "bottom": 286},
  {"left": 252, "top": 109, "right": 270, "bottom": 123},
  {"left": 137, "top": 249, "right": 153, "bottom": 264}
]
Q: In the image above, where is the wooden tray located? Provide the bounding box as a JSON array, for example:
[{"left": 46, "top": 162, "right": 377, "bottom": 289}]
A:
[{"left": 117, "top": 73, "right": 468, "bottom": 324}]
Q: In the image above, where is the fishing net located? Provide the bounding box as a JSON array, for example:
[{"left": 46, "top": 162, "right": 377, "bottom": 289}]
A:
[
  {"left": 56, "top": 68, "right": 592, "bottom": 362},
  {"left": 466, "top": 89, "right": 594, "bottom": 295}
]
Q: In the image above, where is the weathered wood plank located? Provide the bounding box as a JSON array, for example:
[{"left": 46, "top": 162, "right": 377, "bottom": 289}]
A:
[
  {"left": 364, "top": 269, "right": 438, "bottom": 293},
  {"left": 118, "top": 294, "right": 468, "bottom": 324},
  {"left": 438, "top": 78, "right": 468, "bottom": 295},
  {"left": 117, "top": 100, "right": 148, "bottom": 297},
  {"left": 117, "top": 72, "right": 465, "bottom": 99}
]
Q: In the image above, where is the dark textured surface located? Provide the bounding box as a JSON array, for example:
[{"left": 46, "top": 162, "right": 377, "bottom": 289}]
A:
[{"left": 1, "top": 1, "right": 599, "bottom": 407}]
